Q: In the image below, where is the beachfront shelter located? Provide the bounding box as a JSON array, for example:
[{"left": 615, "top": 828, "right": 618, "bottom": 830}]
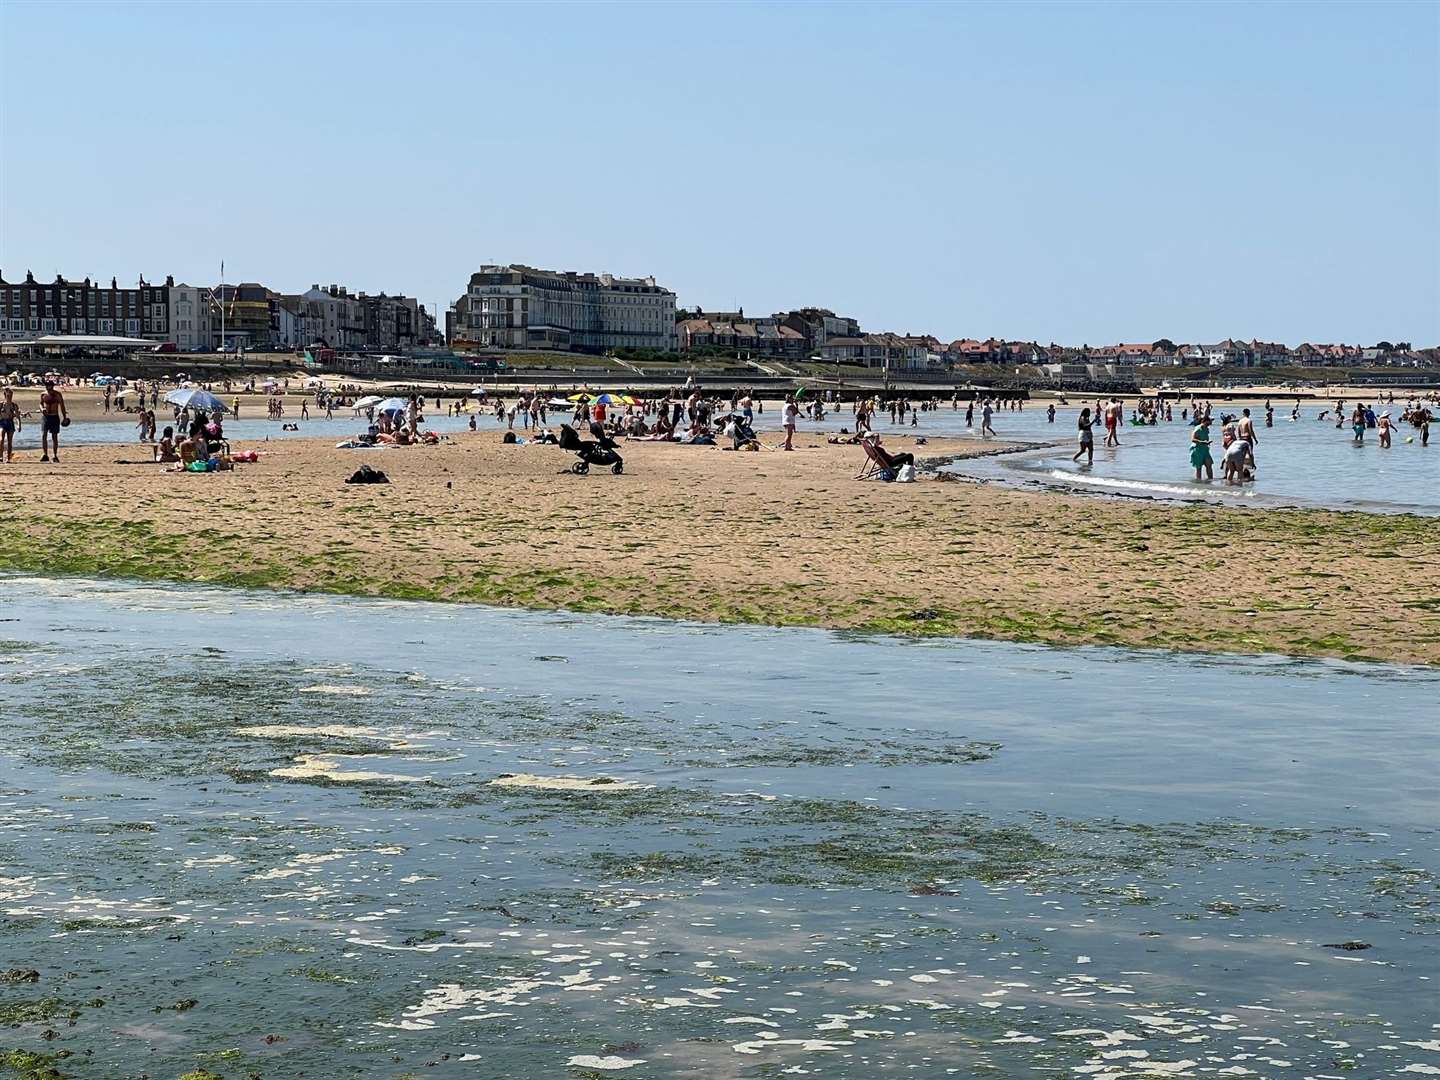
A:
[{"left": 0, "top": 335, "right": 156, "bottom": 359}]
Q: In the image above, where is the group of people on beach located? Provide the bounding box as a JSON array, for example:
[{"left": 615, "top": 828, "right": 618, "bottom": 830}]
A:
[{"left": 0, "top": 380, "right": 69, "bottom": 463}]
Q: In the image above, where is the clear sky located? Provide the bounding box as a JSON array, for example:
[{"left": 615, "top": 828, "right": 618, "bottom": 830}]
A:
[{"left": 1, "top": 0, "right": 1436, "bottom": 346}]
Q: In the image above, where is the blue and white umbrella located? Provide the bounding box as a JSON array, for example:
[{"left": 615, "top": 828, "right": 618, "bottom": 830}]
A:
[
  {"left": 375, "top": 397, "right": 411, "bottom": 415},
  {"left": 165, "top": 387, "right": 229, "bottom": 414}
]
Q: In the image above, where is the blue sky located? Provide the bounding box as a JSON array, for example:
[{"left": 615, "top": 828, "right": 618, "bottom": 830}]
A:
[{"left": 1, "top": 0, "right": 1436, "bottom": 346}]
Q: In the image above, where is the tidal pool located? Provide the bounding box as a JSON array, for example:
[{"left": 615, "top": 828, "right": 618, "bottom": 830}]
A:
[{"left": 0, "top": 576, "right": 1436, "bottom": 1078}]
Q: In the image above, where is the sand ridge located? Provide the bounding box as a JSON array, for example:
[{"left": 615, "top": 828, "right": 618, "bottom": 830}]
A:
[{"left": 0, "top": 420, "right": 1435, "bottom": 665}]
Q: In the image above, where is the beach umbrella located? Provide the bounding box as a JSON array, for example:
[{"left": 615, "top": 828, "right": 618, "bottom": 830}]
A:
[
  {"left": 547, "top": 398, "right": 572, "bottom": 408},
  {"left": 469, "top": 387, "right": 488, "bottom": 397},
  {"left": 566, "top": 392, "right": 592, "bottom": 402},
  {"left": 352, "top": 395, "right": 383, "bottom": 410},
  {"left": 375, "top": 397, "right": 410, "bottom": 415},
  {"left": 115, "top": 387, "right": 138, "bottom": 400},
  {"left": 165, "top": 387, "right": 228, "bottom": 413}
]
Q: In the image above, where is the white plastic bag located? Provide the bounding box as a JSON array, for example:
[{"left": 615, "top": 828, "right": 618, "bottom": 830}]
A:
[{"left": 896, "top": 464, "right": 916, "bottom": 483}]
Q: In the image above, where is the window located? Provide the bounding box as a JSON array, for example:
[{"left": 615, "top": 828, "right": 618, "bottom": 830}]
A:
[
  {"left": 127, "top": 319, "right": 139, "bottom": 333},
  {"left": 41, "top": 318, "right": 55, "bottom": 332}
]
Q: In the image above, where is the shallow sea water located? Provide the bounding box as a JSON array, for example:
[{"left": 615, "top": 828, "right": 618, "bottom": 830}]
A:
[
  {"left": 933, "top": 407, "right": 1437, "bottom": 515},
  {"left": 0, "top": 576, "right": 1436, "bottom": 1078}
]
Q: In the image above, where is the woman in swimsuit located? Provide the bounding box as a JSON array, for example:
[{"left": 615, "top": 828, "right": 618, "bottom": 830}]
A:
[{"left": 1073, "top": 407, "right": 1094, "bottom": 465}]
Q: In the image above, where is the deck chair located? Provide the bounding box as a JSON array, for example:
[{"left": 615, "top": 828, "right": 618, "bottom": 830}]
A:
[{"left": 855, "top": 438, "right": 894, "bottom": 480}]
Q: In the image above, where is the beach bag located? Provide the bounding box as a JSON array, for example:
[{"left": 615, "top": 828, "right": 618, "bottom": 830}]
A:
[
  {"left": 879, "top": 467, "right": 896, "bottom": 482},
  {"left": 896, "top": 464, "right": 916, "bottom": 483},
  {"left": 345, "top": 465, "right": 389, "bottom": 485}
]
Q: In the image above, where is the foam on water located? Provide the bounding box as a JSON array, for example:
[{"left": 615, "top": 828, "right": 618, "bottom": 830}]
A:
[{"left": 1044, "top": 468, "right": 1261, "bottom": 501}]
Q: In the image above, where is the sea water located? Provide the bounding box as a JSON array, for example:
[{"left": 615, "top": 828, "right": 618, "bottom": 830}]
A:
[
  {"left": 936, "top": 409, "right": 1438, "bottom": 515},
  {"left": 0, "top": 576, "right": 1435, "bottom": 1077}
]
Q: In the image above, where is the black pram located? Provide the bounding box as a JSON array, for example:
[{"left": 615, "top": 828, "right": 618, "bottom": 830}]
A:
[{"left": 558, "top": 422, "right": 624, "bottom": 475}]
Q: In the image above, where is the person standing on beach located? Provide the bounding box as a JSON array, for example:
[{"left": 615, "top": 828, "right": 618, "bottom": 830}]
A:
[
  {"left": 38, "top": 380, "right": 67, "bottom": 463},
  {"left": 964, "top": 400, "right": 973, "bottom": 427},
  {"left": 0, "top": 388, "right": 19, "bottom": 463},
  {"left": 1073, "top": 407, "right": 1095, "bottom": 465},
  {"left": 981, "top": 399, "right": 996, "bottom": 437},
  {"left": 1190, "top": 416, "right": 1213, "bottom": 480},
  {"left": 781, "top": 394, "right": 799, "bottom": 451},
  {"left": 1047, "top": 402, "right": 1056, "bottom": 424}
]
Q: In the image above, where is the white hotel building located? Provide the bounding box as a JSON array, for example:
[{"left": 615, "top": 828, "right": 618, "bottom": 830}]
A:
[{"left": 453, "top": 265, "right": 676, "bottom": 353}]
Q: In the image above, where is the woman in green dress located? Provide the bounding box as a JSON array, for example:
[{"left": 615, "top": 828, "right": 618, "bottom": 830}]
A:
[{"left": 1190, "top": 418, "right": 1213, "bottom": 480}]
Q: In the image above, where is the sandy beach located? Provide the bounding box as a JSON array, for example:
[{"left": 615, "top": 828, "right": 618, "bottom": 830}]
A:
[{"left": 1, "top": 401, "right": 1435, "bottom": 665}]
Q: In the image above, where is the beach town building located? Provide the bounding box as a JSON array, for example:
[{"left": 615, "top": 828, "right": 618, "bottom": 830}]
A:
[
  {"left": 676, "top": 310, "right": 807, "bottom": 358},
  {"left": 452, "top": 265, "right": 676, "bottom": 353},
  {"left": 359, "top": 292, "right": 434, "bottom": 352},
  {"left": 0, "top": 271, "right": 171, "bottom": 343},
  {"left": 816, "top": 333, "right": 929, "bottom": 370},
  {"left": 167, "top": 282, "right": 212, "bottom": 351},
  {"left": 775, "top": 308, "right": 862, "bottom": 354},
  {"left": 211, "top": 283, "right": 275, "bottom": 350},
  {"left": 297, "top": 285, "right": 366, "bottom": 351}
]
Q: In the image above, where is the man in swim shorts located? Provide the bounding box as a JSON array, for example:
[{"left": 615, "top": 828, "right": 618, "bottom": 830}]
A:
[{"left": 39, "top": 380, "right": 67, "bottom": 462}]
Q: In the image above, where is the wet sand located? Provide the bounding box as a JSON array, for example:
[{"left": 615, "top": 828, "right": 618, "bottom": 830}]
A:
[{"left": 1, "top": 410, "right": 1435, "bottom": 664}]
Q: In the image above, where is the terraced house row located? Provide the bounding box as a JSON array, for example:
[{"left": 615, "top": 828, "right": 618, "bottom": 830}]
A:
[{"left": 0, "top": 270, "right": 437, "bottom": 353}]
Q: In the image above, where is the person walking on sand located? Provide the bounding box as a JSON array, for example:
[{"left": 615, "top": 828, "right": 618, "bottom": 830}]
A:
[
  {"left": 1073, "top": 406, "right": 1095, "bottom": 465},
  {"left": 39, "top": 379, "right": 67, "bottom": 463},
  {"left": 0, "top": 387, "right": 19, "bottom": 463},
  {"left": 781, "top": 394, "right": 800, "bottom": 450},
  {"left": 1190, "top": 415, "right": 1213, "bottom": 480}
]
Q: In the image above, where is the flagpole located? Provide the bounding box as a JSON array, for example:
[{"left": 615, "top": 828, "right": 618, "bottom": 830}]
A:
[{"left": 219, "top": 260, "right": 226, "bottom": 356}]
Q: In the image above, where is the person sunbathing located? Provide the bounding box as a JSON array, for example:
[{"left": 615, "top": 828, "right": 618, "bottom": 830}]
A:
[
  {"left": 863, "top": 432, "right": 915, "bottom": 470},
  {"left": 155, "top": 427, "right": 180, "bottom": 463}
]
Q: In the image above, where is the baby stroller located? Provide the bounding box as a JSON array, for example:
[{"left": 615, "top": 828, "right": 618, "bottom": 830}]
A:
[{"left": 558, "top": 422, "right": 624, "bottom": 475}]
